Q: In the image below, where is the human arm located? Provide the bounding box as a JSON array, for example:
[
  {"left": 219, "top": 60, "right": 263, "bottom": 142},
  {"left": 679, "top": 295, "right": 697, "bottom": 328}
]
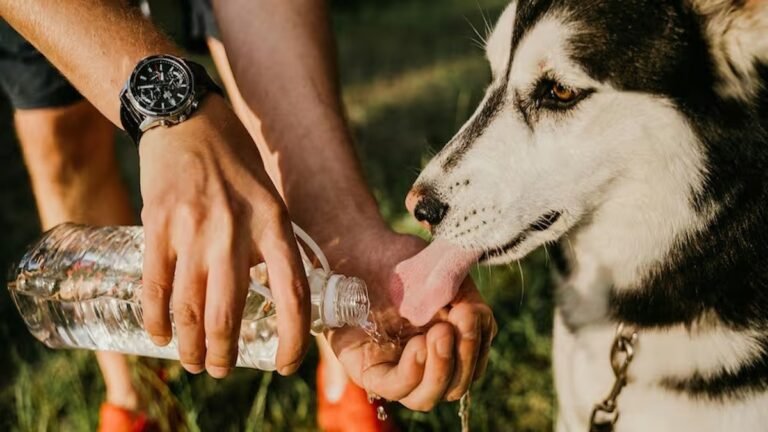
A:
[
  {"left": 0, "top": 0, "right": 311, "bottom": 377},
  {"left": 211, "top": 0, "right": 496, "bottom": 406}
]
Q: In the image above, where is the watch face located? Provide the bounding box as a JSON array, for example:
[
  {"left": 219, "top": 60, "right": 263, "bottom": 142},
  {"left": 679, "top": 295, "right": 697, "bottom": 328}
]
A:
[{"left": 130, "top": 57, "right": 192, "bottom": 115}]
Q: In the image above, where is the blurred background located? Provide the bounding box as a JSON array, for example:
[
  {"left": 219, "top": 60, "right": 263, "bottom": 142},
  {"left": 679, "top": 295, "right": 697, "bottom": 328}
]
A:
[{"left": 0, "top": 0, "right": 555, "bottom": 430}]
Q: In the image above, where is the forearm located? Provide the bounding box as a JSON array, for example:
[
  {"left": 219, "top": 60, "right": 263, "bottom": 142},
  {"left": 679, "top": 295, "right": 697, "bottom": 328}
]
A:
[
  {"left": 212, "top": 0, "right": 384, "bottom": 242},
  {"left": 0, "top": 0, "right": 180, "bottom": 125}
]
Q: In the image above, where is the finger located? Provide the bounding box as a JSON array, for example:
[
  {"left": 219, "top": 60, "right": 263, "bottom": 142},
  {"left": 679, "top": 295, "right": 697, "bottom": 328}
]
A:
[
  {"left": 354, "top": 334, "right": 428, "bottom": 401},
  {"left": 172, "top": 255, "right": 208, "bottom": 374},
  {"left": 256, "top": 216, "right": 310, "bottom": 376},
  {"left": 399, "top": 323, "right": 456, "bottom": 411},
  {"left": 474, "top": 313, "right": 497, "bottom": 381},
  {"left": 204, "top": 244, "right": 249, "bottom": 379},
  {"left": 142, "top": 223, "right": 176, "bottom": 346},
  {"left": 451, "top": 280, "right": 495, "bottom": 382},
  {"left": 444, "top": 306, "right": 482, "bottom": 401}
]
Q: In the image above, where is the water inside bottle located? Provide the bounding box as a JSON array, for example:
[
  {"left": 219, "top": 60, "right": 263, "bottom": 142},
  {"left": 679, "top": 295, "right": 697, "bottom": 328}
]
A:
[
  {"left": 8, "top": 224, "right": 375, "bottom": 371},
  {"left": 9, "top": 278, "right": 282, "bottom": 370}
]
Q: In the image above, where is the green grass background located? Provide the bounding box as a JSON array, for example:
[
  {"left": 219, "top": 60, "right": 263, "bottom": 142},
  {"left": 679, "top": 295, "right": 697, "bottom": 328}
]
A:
[{"left": 0, "top": 1, "right": 556, "bottom": 430}]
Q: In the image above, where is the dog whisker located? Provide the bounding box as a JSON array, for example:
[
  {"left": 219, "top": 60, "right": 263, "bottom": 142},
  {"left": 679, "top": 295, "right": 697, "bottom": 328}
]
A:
[
  {"left": 485, "top": 262, "right": 494, "bottom": 294},
  {"left": 475, "top": 0, "right": 493, "bottom": 41},
  {"left": 464, "top": 16, "right": 488, "bottom": 50},
  {"left": 516, "top": 259, "right": 526, "bottom": 308}
]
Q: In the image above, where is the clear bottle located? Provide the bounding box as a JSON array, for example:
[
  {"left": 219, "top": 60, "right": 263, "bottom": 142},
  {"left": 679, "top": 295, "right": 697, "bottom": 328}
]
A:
[{"left": 7, "top": 223, "right": 370, "bottom": 371}]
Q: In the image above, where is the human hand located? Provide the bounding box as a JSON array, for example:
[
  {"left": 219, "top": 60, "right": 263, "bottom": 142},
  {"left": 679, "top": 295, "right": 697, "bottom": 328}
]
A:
[
  {"left": 321, "top": 226, "right": 496, "bottom": 410},
  {"left": 138, "top": 95, "right": 310, "bottom": 378}
]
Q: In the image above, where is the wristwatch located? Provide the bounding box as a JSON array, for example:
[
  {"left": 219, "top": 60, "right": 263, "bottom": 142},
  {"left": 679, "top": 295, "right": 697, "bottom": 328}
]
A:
[{"left": 119, "top": 54, "right": 223, "bottom": 145}]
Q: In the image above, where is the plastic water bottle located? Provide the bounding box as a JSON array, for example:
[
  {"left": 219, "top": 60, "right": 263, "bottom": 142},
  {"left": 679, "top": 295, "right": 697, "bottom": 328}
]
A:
[{"left": 7, "top": 223, "right": 370, "bottom": 371}]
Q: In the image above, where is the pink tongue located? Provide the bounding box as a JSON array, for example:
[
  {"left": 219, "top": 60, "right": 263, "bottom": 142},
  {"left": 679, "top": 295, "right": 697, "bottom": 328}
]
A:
[{"left": 391, "top": 240, "right": 479, "bottom": 326}]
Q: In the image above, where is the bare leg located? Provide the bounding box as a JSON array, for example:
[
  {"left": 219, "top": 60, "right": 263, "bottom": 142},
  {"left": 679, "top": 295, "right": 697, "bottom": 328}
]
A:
[{"left": 15, "top": 99, "right": 139, "bottom": 410}]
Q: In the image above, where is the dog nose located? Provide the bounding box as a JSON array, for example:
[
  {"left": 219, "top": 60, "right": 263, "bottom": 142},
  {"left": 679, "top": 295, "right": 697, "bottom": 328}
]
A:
[
  {"left": 405, "top": 189, "right": 421, "bottom": 215},
  {"left": 408, "top": 189, "right": 448, "bottom": 228}
]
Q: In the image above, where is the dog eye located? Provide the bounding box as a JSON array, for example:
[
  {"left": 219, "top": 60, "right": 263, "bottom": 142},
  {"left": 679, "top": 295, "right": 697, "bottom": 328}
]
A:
[
  {"left": 550, "top": 83, "right": 577, "bottom": 103},
  {"left": 532, "top": 78, "right": 593, "bottom": 112}
]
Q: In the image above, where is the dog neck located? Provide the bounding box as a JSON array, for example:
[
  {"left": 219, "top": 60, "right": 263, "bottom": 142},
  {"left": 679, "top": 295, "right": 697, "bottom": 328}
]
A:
[
  {"left": 554, "top": 112, "right": 714, "bottom": 329},
  {"left": 557, "top": 95, "right": 768, "bottom": 330},
  {"left": 556, "top": 180, "right": 711, "bottom": 329}
]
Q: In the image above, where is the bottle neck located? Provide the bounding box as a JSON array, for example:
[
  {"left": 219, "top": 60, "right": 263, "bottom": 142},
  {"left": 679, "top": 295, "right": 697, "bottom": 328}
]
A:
[{"left": 319, "top": 273, "right": 370, "bottom": 329}]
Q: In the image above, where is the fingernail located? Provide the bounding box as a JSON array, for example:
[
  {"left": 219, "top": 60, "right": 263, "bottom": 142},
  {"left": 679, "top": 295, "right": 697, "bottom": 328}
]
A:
[
  {"left": 437, "top": 335, "right": 454, "bottom": 359},
  {"left": 151, "top": 335, "right": 172, "bottom": 346},
  {"left": 446, "top": 392, "right": 462, "bottom": 402},
  {"left": 181, "top": 363, "right": 205, "bottom": 374},
  {"left": 278, "top": 360, "right": 302, "bottom": 376},
  {"left": 416, "top": 349, "right": 427, "bottom": 365},
  {"left": 207, "top": 366, "right": 231, "bottom": 379}
]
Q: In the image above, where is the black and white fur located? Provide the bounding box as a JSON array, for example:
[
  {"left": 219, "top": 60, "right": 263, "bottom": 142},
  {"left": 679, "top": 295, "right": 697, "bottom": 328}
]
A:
[{"left": 410, "top": 1, "right": 768, "bottom": 430}]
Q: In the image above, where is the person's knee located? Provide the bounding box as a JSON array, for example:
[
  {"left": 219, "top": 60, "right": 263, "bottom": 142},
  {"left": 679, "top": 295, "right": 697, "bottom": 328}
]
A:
[{"left": 15, "top": 100, "right": 117, "bottom": 186}]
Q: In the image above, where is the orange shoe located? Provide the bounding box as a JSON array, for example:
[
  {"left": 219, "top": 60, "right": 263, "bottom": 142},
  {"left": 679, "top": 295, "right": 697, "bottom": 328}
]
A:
[
  {"left": 98, "top": 403, "right": 155, "bottom": 432},
  {"left": 317, "top": 363, "right": 398, "bottom": 432}
]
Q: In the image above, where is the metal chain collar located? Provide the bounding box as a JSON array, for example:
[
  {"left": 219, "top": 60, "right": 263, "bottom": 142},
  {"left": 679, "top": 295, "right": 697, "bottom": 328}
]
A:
[{"left": 589, "top": 323, "right": 639, "bottom": 432}]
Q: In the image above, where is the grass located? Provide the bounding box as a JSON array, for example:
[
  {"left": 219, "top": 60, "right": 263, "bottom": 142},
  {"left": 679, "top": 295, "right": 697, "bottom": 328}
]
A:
[{"left": 0, "top": 0, "right": 556, "bottom": 430}]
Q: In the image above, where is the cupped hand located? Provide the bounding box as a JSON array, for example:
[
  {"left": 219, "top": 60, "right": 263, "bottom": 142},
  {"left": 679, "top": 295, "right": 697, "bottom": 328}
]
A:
[
  {"left": 138, "top": 95, "right": 310, "bottom": 378},
  {"left": 322, "top": 228, "right": 497, "bottom": 411}
]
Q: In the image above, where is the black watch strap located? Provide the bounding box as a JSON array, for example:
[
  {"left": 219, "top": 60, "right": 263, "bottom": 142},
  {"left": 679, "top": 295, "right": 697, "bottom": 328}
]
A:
[
  {"left": 120, "top": 59, "right": 224, "bottom": 146},
  {"left": 189, "top": 61, "right": 223, "bottom": 97},
  {"left": 119, "top": 92, "right": 143, "bottom": 144}
]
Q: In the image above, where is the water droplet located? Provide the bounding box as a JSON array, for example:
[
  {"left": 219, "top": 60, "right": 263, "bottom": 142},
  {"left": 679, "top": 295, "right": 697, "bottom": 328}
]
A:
[
  {"left": 367, "top": 391, "right": 380, "bottom": 404},
  {"left": 377, "top": 406, "right": 388, "bottom": 421}
]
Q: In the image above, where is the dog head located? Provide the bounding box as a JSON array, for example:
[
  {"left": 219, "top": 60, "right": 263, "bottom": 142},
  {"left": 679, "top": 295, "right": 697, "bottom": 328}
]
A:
[{"left": 407, "top": 0, "right": 768, "bottom": 267}]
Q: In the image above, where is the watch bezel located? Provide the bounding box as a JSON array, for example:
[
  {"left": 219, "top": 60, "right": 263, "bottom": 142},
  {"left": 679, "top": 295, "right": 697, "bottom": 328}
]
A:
[{"left": 126, "top": 55, "right": 196, "bottom": 118}]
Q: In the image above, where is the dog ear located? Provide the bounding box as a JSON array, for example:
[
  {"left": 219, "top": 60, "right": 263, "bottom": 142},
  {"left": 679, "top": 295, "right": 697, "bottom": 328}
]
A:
[
  {"left": 690, "top": 0, "right": 768, "bottom": 100},
  {"left": 485, "top": 2, "right": 517, "bottom": 76}
]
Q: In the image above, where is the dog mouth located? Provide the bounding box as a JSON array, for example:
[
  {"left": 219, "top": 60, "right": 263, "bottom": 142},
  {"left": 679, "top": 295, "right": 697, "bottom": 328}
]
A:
[
  {"left": 396, "top": 210, "right": 562, "bottom": 324},
  {"left": 480, "top": 211, "right": 562, "bottom": 261}
]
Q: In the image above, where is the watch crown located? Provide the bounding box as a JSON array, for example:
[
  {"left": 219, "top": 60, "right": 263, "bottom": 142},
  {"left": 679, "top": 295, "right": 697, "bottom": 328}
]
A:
[
  {"left": 159, "top": 120, "right": 168, "bottom": 127},
  {"left": 179, "top": 115, "right": 187, "bottom": 122}
]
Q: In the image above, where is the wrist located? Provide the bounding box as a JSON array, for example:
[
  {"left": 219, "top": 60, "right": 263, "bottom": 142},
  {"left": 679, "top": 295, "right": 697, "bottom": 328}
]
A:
[
  {"left": 137, "top": 94, "right": 232, "bottom": 152},
  {"left": 289, "top": 188, "right": 389, "bottom": 249},
  {"left": 282, "top": 175, "right": 396, "bottom": 269}
]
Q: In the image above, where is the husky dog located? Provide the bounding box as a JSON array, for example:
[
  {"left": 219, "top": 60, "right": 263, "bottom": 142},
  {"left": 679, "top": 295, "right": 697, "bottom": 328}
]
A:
[{"left": 406, "top": 1, "right": 768, "bottom": 430}]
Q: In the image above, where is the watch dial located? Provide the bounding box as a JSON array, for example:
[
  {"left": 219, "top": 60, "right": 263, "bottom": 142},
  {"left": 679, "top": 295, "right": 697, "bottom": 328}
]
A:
[{"left": 131, "top": 58, "right": 192, "bottom": 115}]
